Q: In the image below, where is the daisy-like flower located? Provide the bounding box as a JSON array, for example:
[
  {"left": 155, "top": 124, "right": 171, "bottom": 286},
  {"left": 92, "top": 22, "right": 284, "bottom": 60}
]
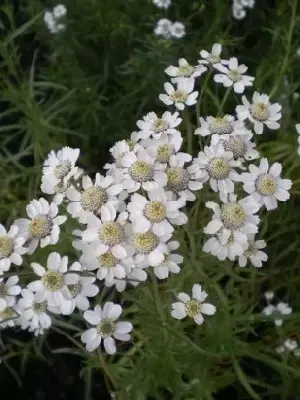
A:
[
  {"left": 81, "top": 302, "right": 133, "bottom": 354},
  {"left": 159, "top": 78, "right": 198, "bottom": 111},
  {"left": 236, "top": 92, "right": 282, "bottom": 135},
  {"left": 194, "top": 115, "right": 247, "bottom": 138},
  {"left": 52, "top": 5, "right": 67, "bottom": 19},
  {"left": 14, "top": 198, "right": 66, "bottom": 254},
  {"left": 64, "top": 262, "right": 99, "bottom": 311},
  {"left": 171, "top": 284, "right": 216, "bottom": 325},
  {"left": 17, "top": 288, "right": 52, "bottom": 336},
  {"left": 154, "top": 19, "right": 172, "bottom": 39},
  {"left": 152, "top": 240, "right": 183, "bottom": 279},
  {"left": 203, "top": 194, "right": 260, "bottom": 243},
  {"left": 0, "top": 224, "right": 27, "bottom": 272},
  {"left": 145, "top": 131, "right": 183, "bottom": 164},
  {"left": 214, "top": 57, "right": 254, "bottom": 93},
  {"left": 276, "top": 339, "right": 299, "bottom": 356},
  {"left": 296, "top": 124, "right": 300, "bottom": 155},
  {"left": 232, "top": 3, "right": 246, "bottom": 20},
  {"left": 165, "top": 58, "right": 207, "bottom": 84},
  {"left": 42, "top": 147, "right": 79, "bottom": 185},
  {"left": 169, "top": 22, "right": 186, "bottom": 39},
  {"left": 0, "top": 306, "right": 18, "bottom": 330},
  {"left": 135, "top": 111, "right": 182, "bottom": 140},
  {"left": 120, "top": 149, "right": 167, "bottom": 192},
  {"left": 262, "top": 301, "right": 292, "bottom": 327},
  {"left": 264, "top": 291, "right": 274, "bottom": 302},
  {"left": 0, "top": 276, "right": 21, "bottom": 311},
  {"left": 128, "top": 190, "right": 187, "bottom": 237},
  {"left": 67, "top": 174, "right": 122, "bottom": 223},
  {"left": 105, "top": 264, "right": 148, "bottom": 292},
  {"left": 198, "top": 43, "right": 228, "bottom": 67},
  {"left": 238, "top": 235, "right": 267, "bottom": 268},
  {"left": 189, "top": 145, "right": 240, "bottom": 198},
  {"left": 153, "top": 0, "right": 171, "bottom": 8},
  {"left": 28, "top": 252, "right": 76, "bottom": 314},
  {"left": 167, "top": 154, "right": 203, "bottom": 201},
  {"left": 203, "top": 228, "right": 248, "bottom": 261},
  {"left": 133, "top": 231, "right": 170, "bottom": 267},
  {"left": 240, "top": 158, "right": 292, "bottom": 210}
]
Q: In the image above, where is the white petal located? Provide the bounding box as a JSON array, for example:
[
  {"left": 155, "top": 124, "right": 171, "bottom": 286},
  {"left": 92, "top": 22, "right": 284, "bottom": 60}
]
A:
[
  {"left": 201, "top": 303, "right": 216, "bottom": 315},
  {"left": 104, "top": 337, "right": 116, "bottom": 355}
]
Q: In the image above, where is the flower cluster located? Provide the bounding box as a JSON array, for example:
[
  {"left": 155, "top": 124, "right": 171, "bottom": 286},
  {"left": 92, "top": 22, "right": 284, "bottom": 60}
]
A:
[
  {"left": 154, "top": 19, "right": 186, "bottom": 39},
  {"left": 0, "top": 44, "right": 292, "bottom": 357},
  {"left": 44, "top": 4, "right": 67, "bottom": 34},
  {"left": 232, "top": 0, "right": 255, "bottom": 20}
]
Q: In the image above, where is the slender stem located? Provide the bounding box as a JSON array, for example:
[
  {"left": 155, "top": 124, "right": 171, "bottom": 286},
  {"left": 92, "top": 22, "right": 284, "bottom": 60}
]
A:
[
  {"left": 184, "top": 108, "right": 193, "bottom": 156},
  {"left": 196, "top": 70, "right": 213, "bottom": 126},
  {"left": 218, "top": 87, "right": 231, "bottom": 116},
  {"left": 98, "top": 350, "right": 117, "bottom": 390}
]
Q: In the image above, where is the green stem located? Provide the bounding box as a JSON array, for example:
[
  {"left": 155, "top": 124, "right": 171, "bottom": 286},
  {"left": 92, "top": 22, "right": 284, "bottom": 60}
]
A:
[{"left": 218, "top": 87, "right": 231, "bottom": 116}]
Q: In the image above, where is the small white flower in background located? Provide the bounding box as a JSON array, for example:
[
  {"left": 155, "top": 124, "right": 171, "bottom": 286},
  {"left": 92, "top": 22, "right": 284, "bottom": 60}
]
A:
[
  {"left": 52, "top": 4, "right": 67, "bottom": 18},
  {"left": 81, "top": 302, "right": 132, "bottom": 354},
  {"left": 236, "top": 92, "right": 282, "bottom": 135},
  {"left": 165, "top": 58, "right": 207, "bottom": 84},
  {"left": 67, "top": 173, "right": 122, "bottom": 223},
  {"left": 14, "top": 198, "right": 67, "bottom": 254},
  {"left": 152, "top": 240, "right": 183, "bottom": 279},
  {"left": 159, "top": 78, "right": 198, "bottom": 111},
  {"left": 169, "top": 22, "right": 186, "bottom": 39},
  {"left": 214, "top": 57, "right": 254, "bottom": 93},
  {"left": 0, "top": 306, "right": 18, "bottom": 330},
  {"left": 0, "top": 224, "right": 27, "bottom": 272},
  {"left": 171, "top": 284, "right": 216, "bottom": 325},
  {"left": 0, "top": 276, "right": 21, "bottom": 311},
  {"left": 194, "top": 115, "right": 247, "bottom": 139},
  {"left": 264, "top": 291, "right": 274, "bottom": 302},
  {"left": 296, "top": 124, "right": 300, "bottom": 155},
  {"left": 28, "top": 252, "right": 76, "bottom": 314},
  {"left": 240, "top": 158, "right": 292, "bottom": 211},
  {"left": 153, "top": 0, "right": 171, "bottom": 9},
  {"left": 17, "top": 288, "right": 52, "bottom": 336},
  {"left": 154, "top": 19, "right": 172, "bottom": 39},
  {"left": 238, "top": 235, "right": 267, "bottom": 268},
  {"left": 276, "top": 339, "right": 299, "bottom": 356},
  {"left": 44, "top": 5, "right": 67, "bottom": 34},
  {"left": 135, "top": 111, "right": 182, "bottom": 140},
  {"left": 198, "top": 43, "right": 228, "bottom": 66},
  {"left": 262, "top": 301, "right": 292, "bottom": 326}
]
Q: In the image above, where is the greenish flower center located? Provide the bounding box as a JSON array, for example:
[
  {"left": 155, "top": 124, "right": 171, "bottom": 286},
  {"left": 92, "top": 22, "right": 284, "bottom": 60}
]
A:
[
  {"left": 68, "top": 283, "right": 81, "bottom": 297},
  {"left": 54, "top": 161, "right": 71, "bottom": 179},
  {"left": 153, "top": 119, "right": 168, "bottom": 133},
  {"left": 144, "top": 201, "right": 166, "bottom": 223},
  {"left": 228, "top": 69, "right": 241, "bottom": 82},
  {"left": 170, "top": 90, "right": 188, "bottom": 103},
  {"left": 220, "top": 202, "right": 246, "bottom": 230},
  {"left": 166, "top": 167, "right": 189, "bottom": 192},
  {"left": 81, "top": 187, "right": 108, "bottom": 212},
  {"left": 0, "top": 236, "right": 14, "bottom": 259},
  {"left": 129, "top": 161, "right": 154, "bottom": 183},
  {"left": 178, "top": 64, "right": 194, "bottom": 77},
  {"left": 223, "top": 136, "right": 247, "bottom": 159},
  {"left": 255, "top": 173, "right": 277, "bottom": 196},
  {"left": 207, "top": 157, "right": 230, "bottom": 180},
  {"left": 156, "top": 144, "right": 174, "bottom": 163},
  {"left": 33, "top": 300, "right": 47, "bottom": 314},
  {"left": 185, "top": 299, "right": 201, "bottom": 317},
  {"left": 0, "top": 283, "right": 7, "bottom": 297},
  {"left": 29, "top": 215, "right": 53, "bottom": 239},
  {"left": 99, "top": 222, "right": 124, "bottom": 246},
  {"left": 250, "top": 103, "right": 269, "bottom": 121},
  {"left": 208, "top": 117, "right": 233, "bottom": 135},
  {"left": 133, "top": 232, "right": 159, "bottom": 254},
  {"left": 99, "top": 251, "right": 118, "bottom": 268},
  {"left": 42, "top": 271, "right": 64, "bottom": 291},
  {"left": 97, "top": 318, "right": 116, "bottom": 338}
]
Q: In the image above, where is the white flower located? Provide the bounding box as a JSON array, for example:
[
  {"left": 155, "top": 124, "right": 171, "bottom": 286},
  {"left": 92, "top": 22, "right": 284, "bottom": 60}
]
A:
[
  {"left": 214, "top": 57, "right": 254, "bottom": 93},
  {"left": 189, "top": 145, "right": 240, "bottom": 198},
  {"left": 67, "top": 174, "right": 122, "bottom": 223},
  {"left": 165, "top": 58, "right": 207, "bottom": 84},
  {"left": 127, "top": 190, "right": 187, "bottom": 237},
  {"left": 43, "top": 147, "right": 79, "bottom": 181},
  {"left": 262, "top": 302, "right": 292, "bottom": 326},
  {"left": 159, "top": 78, "right": 198, "bottom": 111},
  {"left": 238, "top": 235, "right": 267, "bottom": 268},
  {"left": 14, "top": 198, "right": 67, "bottom": 254},
  {"left": 133, "top": 232, "right": 170, "bottom": 267},
  {"left": 17, "top": 288, "right": 52, "bottom": 335},
  {"left": 167, "top": 154, "right": 203, "bottom": 201},
  {"left": 120, "top": 149, "right": 167, "bottom": 192},
  {"left": 65, "top": 262, "right": 99, "bottom": 311},
  {"left": 0, "top": 306, "right": 18, "bottom": 330},
  {"left": 52, "top": 5, "right": 67, "bottom": 19},
  {"left": 171, "top": 284, "right": 216, "bottom": 325},
  {"left": 153, "top": 0, "right": 171, "bottom": 9},
  {"left": 194, "top": 115, "right": 247, "bottom": 138},
  {"left": 152, "top": 240, "right": 183, "bottom": 279},
  {"left": 28, "top": 252, "right": 75, "bottom": 314},
  {"left": 144, "top": 132, "right": 183, "bottom": 164},
  {"left": 276, "top": 339, "right": 299, "bottom": 356},
  {"left": 236, "top": 92, "right": 282, "bottom": 134},
  {"left": 135, "top": 111, "right": 182, "bottom": 140},
  {"left": 198, "top": 43, "right": 228, "bottom": 66},
  {"left": 240, "top": 158, "right": 292, "bottom": 210},
  {"left": 169, "top": 22, "right": 186, "bottom": 39},
  {"left": 105, "top": 264, "right": 148, "bottom": 292},
  {"left": 81, "top": 302, "right": 132, "bottom": 354},
  {"left": 0, "top": 276, "right": 21, "bottom": 311},
  {"left": 204, "top": 194, "right": 260, "bottom": 242},
  {"left": 154, "top": 19, "right": 172, "bottom": 39},
  {"left": 264, "top": 291, "right": 274, "bottom": 302},
  {"left": 0, "top": 224, "right": 27, "bottom": 272}
]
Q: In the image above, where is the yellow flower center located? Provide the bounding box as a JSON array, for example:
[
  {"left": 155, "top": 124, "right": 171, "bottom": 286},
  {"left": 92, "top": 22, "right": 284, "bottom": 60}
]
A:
[
  {"left": 185, "top": 299, "right": 201, "bottom": 317},
  {"left": 170, "top": 90, "right": 188, "bottom": 103},
  {"left": 250, "top": 103, "right": 269, "bottom": 121},
  {"left": 0, "top": 236, "right": 14, "bottom": 258},
  {"left": 208, "top": 117, "right": 234, "bottom": 135},
  {"left": 99, "top": 222, "right": 124, "bottom": 246},
  {"left": 130, "top": 161, "right": 154, "bottom": 183},
  {"left": 220, "top": 202, "right": 246, "bottom": 230},
  {"left": 207, "top": 157, "right": 230, "bottom": 180},
  {"left": 99, "top": 251, "right": 118, "bottom": 268},
  {"left": 42, "top": 271, "right": 64, "bottom": 291},
  {"left": 153, "top": 119, "right": 168, "bottom": 133},
  {"left": 144, "top": 201, "right": 167, "bottom": 223},
  {"left": 81, "top": 187, "right": 108, "bottom": 212},
  {"left": 255, "top": 173, "right": 277, "bottom": 196},
  {"left": 228, "top": 69, "right": 241, "bottom": 82},
  {"left": 156, "top": 144, "right": 174, "bottom": 163},
  {"left": 133, "top": 232, "right": 159, "bottom": 254},
  {"left": 29, "top": 215, "right": 53, "bottom": 239},
  {"left": 166, "top": 167, "right": 189, "bottom": 192},
  {"left": 178, "top": 64, "right": 194, "bottom": 77}
]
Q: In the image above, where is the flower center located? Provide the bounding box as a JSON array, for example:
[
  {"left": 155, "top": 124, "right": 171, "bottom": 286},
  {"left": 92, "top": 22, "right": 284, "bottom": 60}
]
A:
[
  {"left": 207, "top": 157, "right": 230, "bottom": 180},
  {"left": 244, "top": 245, "right": 256, "bottom": 258},
  {"left": 228, "top": 69, "right": 241, "bottom": 82},
  {"left": 99, "top": 251, "right": 118, "bottom": 268},
  {"left": 178, "top": 64, "right": 195, "bottom": 77},
  {"left": 133, "top": 232, "right": 159, "bottom": 254},
  {"left": 68, "top": 283, "right": 81, "bottom": 297},
  {"left": 208, "top": 117, "right": 234, "bottom": 135},
  {"left": 54, "top": 160, "right": 71, "bottom": 179},
  {"left": 166, "top": 167, "right": 189, "bottom": 192},
  {"left": 97, "top": 318, "right": 116, "bottom": 338},
  {"left": 220, "top": 202, "right": 246, "bottom": 230},
  {"left": 255, "top": 173, "right": 277, "bottom": 196},
  {"left": 223, "top": 136, "right": 247, "bottom": 158},
  {"left": 54, "top": 183, "right": 67, "bottom": 193},
  {"left": 0, "top": 236, "right": 14, "bottom": 258},
  {"left": 130, "top": 161, "right": 154, "bottom": 183},
  {"left": 81, "top": 187, "right": 108, "bottom": 212},
  {"left": 33, "top": 301, "right": 47, "bottom": 314},
  {"left": 170, "top": 90, "right": 188, "bottom": 103},
  {"left": 153, "top": 118, "right": 168, "bottom": 133},
  {"left": 250, "top": 103, "right": 269, "bottom": 121},
  {"left": 156, "top": 144, "right": 174, "bottom": 163},
  {"left": 126, "top": 140, "right": 135, "bottom": 151},
  {"left": 144, "top": 201, "right": 167, "bottom": 223},
  {"left": 0, "top": 284, "right": 7, "bottom": 297},
  {"left": 207, "top": 55, "right": 220, "bottom": 64},
  {"left": 99, "top": 222, "right": 124, "bottom": 246},
  {"left": 0, "top": 307, "right": 16, "bottom": 320},
  {"left": 29, "top": 215, "right": 53, "bottom": 239},
  {"left": 185, "top": 299, "right": 201, "bottom": 317},
  {"left": 42, "top": 271, "right": 64, "bottom": 291}
]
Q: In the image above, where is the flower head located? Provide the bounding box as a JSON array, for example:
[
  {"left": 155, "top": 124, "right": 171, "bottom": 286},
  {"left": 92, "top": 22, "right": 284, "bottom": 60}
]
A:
[
  {"left": 214, "top": 57, "right": 254, "bottom": 93},
  {"left": 198, "top": 43, "right": 228, "bottom": 66},
  {"left": 238, "top": 235, "right": 267, "bottom": 268},
  {"left": 169, "top": 22, "right": 186, "bottom": 39},
  {"left": 0, "top": 276, "right": 21, "bottom": 311},
  {"left": 0, "top": 224, "right": 27, "bottom": 272},
  {"left": 165, "top": 58, "right": 207, "bottom": 84},
  {"left": 159, "top": 79, "right": 198, "bottom": 111},
  {"left": 135, "top": 111, "right": 182, "bottom": 140}
]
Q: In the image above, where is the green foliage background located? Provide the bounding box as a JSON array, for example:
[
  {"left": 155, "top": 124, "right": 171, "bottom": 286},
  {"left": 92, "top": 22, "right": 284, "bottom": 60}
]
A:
[{"left": 0, "top": 0, "right": 300, "bottom": 399}]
